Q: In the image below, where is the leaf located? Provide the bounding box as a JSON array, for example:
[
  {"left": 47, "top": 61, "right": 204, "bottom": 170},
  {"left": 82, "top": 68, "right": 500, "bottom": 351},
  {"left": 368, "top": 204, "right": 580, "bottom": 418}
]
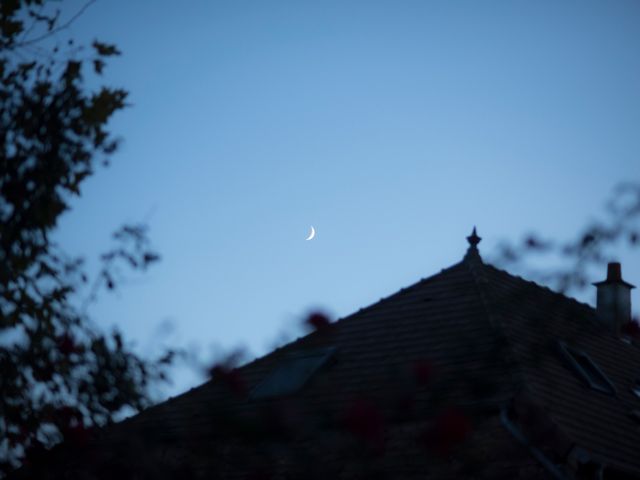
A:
[
  {"left": 142, "top": 252, "right": 160, "bottom": 266},
  {"left": 18, "top": 61, "right": 36, "bottom": 74},
  {"left": 1, "top": 19, "right": 23, "bottom": 38},
  {"left": 92, "top": 41, "right": 121, "bottom": 57},
  {"left": 93, "top": 59, "right": 105, "bottom": 75},
  {"left": 63, "top": 60, "right": 81, "bottom": 83},
  {"left": 83, "top": 88, "right": 128, "bottom": 125}
]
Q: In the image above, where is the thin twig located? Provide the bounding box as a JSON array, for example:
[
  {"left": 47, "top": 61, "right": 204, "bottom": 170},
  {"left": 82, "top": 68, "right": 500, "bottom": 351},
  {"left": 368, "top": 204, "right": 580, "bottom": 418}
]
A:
[{"left": 12, "top": 0, "right": 97, "bottom": 49}]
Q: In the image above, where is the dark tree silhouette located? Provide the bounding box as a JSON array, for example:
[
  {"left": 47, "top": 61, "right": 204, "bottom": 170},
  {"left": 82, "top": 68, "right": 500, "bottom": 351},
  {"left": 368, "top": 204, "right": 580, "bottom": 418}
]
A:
[
  {"left": 0, "top": 1, "right": 172, "bottom": 475},
  {"left": 496, "top": 182, "right": 640, "bottom": 300}
]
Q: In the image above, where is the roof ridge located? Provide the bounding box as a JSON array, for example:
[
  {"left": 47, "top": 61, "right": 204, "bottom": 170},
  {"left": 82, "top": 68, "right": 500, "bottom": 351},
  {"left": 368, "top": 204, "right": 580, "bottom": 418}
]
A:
[
  {"left": 481, "top": 262, "right": 624, "bottom": 341},
  {"left": 482, "top": 262, "right": 595, "bottom": 314},
  {"left": 462, "top": 257, "right": 528, "bottom": 394}
]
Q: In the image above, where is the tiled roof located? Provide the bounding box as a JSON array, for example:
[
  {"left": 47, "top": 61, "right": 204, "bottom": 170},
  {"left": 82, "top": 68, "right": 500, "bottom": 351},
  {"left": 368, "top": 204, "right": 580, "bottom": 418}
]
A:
[
  {"left": 482, "top": 263, "right": 640, "bottom": 475},
  {"left": 18, "top": 232, "right": 640, "bottom": 479}
]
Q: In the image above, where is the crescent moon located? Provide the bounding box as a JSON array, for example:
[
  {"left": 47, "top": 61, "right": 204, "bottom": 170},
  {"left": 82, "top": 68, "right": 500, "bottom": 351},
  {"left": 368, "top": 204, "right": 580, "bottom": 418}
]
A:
[{"left": 305, "top": 226, "right": 316, "bottom": 241}]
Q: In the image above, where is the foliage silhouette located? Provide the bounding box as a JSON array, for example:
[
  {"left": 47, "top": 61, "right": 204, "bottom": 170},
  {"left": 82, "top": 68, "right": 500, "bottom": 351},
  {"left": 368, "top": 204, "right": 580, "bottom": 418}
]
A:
[
  {"left": 0, "top": 1, "right": 173, "bottom": 475},
  {"left": 496, "top": 183, "right": 640, "bottom": 298}
]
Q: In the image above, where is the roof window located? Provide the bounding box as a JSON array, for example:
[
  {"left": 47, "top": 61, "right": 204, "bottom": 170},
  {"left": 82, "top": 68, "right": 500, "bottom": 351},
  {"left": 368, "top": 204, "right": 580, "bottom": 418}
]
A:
[
  {"left": 250, "top": 347, "right": 336, "bottom": 400},
  {"left": 631, "top": 379, "right": 640, "bottom": 399},
  {"left": 558, "top": 341, "right": 616, "bottom": 395}
]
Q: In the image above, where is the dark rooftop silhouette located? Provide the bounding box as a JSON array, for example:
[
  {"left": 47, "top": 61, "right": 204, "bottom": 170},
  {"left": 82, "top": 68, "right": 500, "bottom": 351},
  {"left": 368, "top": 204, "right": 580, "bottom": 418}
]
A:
[{"left": 17, "top": 228, "right": 640, "bottom": 479}]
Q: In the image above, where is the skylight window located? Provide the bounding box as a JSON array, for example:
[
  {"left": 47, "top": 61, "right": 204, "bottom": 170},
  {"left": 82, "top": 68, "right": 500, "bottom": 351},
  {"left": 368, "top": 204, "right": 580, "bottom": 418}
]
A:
[
  {"left": 558, "top": 341, "right": 616, "bottom": 395},
  {"left": 250, "top": 347, "right": 336, "bottom": 400},
  {"left": 631, "top": 379, "right": 640, "bottom": 399}
]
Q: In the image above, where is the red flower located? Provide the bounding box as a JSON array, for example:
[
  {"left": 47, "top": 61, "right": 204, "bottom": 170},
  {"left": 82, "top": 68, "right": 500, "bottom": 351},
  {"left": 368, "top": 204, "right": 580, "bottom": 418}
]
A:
[
  {"left": 62, "top": 424, "right": 91, "bottom": 446},
  {"left": 623, "top": 319, "right": 640, "bottom": 338},
  {"left": 344, "top": 398, "right": 386, "bottom": 455},
  {"left": 58, "top": 335, "right": 75, "bottom": 355},
  {"left": 209, "top": 364, "right": 247, "bottom": 396},
  {"left": 421, "top": 407, "right": 471, "bottom": 456},
  {"left": 57, "top": 334, "right": 83, "bottom": 355},
  {"left": 413, "top": 359, "right": 433, "bottom": 386},
  {"left": 6, "top": 428, "right": 29, "bottom": 448},
  {"left": 246, "top": 468, "right": 273, "bottom": 480},
  {"left": 306, "top": 312, "right": 332, "bottom": 332},
  {"left": 56, "top": 406, "right": 81, "bottom": 424}
]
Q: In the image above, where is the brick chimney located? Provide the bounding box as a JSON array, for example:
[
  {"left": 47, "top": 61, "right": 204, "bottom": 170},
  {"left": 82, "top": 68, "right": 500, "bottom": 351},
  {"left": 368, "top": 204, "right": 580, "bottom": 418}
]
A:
[{"left": 593, "top": 262, "right": 635, "bottom": 334}]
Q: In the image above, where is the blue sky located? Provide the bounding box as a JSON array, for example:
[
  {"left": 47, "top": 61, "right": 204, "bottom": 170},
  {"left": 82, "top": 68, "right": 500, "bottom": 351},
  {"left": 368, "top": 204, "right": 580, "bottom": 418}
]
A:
[{"left": 53, "top": 0, "right": 640, "bottom": 397}]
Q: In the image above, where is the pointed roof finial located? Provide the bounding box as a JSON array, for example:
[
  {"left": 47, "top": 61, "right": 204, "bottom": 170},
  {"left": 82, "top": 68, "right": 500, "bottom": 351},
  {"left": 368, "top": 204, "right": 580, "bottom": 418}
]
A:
[
  {"left": 464, "top": 227, "right": 483, "bottom": 263},
  {"left": 467, "top": 226, "right": 481, "bottom": 247}
]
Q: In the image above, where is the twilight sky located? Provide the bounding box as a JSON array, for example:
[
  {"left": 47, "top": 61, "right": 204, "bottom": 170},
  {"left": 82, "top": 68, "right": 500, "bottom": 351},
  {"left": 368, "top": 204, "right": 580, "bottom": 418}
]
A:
[{"left": 53, "top": 0, "right": 640, "bottom": 397}]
